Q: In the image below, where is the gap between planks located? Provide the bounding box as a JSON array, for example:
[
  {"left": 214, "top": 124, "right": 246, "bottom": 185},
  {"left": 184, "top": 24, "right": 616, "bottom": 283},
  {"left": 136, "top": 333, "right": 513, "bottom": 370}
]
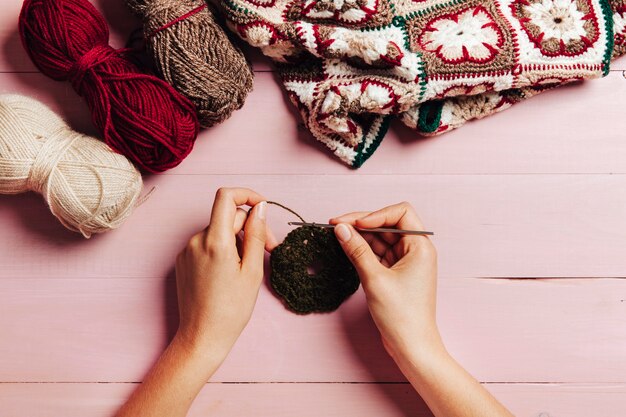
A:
[
  {"left": 1, "top": 381, "right": 622, "bottom": 385},
  {"left": 1, "top": 69, "right": 625, "bottom": 74},
  {"left": 157, "top": 173, "right": 626, "bottom": 176},
  {"left": 4, "top": 276, "right": 626, "bottom": 281}
]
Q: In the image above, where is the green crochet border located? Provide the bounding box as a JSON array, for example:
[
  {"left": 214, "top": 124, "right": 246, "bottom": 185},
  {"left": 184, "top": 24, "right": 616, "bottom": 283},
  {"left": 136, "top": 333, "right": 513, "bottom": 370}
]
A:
[
  {"left": 352, "top": 115, "right": 393, "bottom": 168},
  {"left": 222, "top": 0, "right": 250, "bottom": 14},
  {"left": 599, "top": 0, "right": 615, "bottom": 76},
  {"left": 417, "top": 100, "right": 444, "bottom": 133}
]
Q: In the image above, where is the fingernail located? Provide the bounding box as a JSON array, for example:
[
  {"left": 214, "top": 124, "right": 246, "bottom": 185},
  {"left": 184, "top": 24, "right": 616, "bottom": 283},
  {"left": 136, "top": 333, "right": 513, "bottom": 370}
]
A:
[
  {"left": 256, "top": 201, "right": 267, "bottom": 220},
  {"left": 335, "top": 223, "right": 351, "bottom": 242}
]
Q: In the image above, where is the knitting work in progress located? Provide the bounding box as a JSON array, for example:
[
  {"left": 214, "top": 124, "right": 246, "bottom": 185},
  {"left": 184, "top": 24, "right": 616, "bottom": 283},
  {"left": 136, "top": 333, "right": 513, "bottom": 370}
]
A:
[
  {"left": 19, "top": 0, "right": 199, "bottom": 173},
  {"left": 128, "top": 0, "right": 254, "bottom": 128},
  {"left": 0, "top": 95, "right": 144, "bottom": 238},
  {"left": 268, "top": 202, "right": 360, "bottom": 314},
  {"left": 218, "top": 0, "right": 626, "bottom": 166}
]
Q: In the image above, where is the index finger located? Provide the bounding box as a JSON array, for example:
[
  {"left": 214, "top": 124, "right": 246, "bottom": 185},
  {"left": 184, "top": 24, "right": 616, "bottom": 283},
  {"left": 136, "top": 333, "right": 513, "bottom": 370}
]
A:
[
  {"left": 328, "top": 211, "right": 371, "bottom": 225},
  {"left": 208, "top": 187, "right": 267, "bottom": 239},
  {"left": 355, "top": 202, "right": 425, "bottom": 231}
]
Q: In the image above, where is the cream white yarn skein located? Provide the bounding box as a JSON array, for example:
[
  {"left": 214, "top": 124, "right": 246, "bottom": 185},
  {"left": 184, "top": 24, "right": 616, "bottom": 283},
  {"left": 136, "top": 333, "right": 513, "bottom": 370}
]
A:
[{"left": 0, "top": 94, "right": 144, "bottom": 238}]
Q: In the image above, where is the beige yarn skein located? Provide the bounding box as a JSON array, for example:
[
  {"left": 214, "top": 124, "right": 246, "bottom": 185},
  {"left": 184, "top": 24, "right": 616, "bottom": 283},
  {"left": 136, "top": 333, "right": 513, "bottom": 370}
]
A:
[{"left": 0, "top": 94, "right": 144, "bottom": 238}]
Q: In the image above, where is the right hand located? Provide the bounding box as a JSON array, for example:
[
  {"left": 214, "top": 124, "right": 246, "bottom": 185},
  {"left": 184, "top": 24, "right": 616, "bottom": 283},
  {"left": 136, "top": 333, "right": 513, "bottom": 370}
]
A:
[{"left": 329, "top": 202, "right": 441, "bottom": 360}]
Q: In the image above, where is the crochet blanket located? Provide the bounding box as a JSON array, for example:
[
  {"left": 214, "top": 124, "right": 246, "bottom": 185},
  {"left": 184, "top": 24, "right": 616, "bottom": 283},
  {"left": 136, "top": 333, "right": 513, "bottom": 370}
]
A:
[{"left": 217, "top": 0, "right": 626, "bottom": 166}]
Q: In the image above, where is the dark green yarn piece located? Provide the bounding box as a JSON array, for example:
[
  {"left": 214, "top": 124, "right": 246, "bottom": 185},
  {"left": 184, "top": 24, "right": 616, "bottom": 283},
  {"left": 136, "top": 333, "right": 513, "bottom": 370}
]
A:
[
  {"left": 598, "top": 0, "right": 614, "bottom": 76},
  {"left": 352, "top": 115, "right": 392, "bottom": 168},
  {"left": 270, "top": 226, "right": 360, "bottom": 314},
  {"left": 417, "top": 100, "right": 444, "bottom": 134}
]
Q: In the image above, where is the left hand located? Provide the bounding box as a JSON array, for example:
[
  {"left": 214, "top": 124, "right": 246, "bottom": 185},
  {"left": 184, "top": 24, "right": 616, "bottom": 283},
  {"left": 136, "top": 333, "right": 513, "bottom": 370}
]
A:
[
  {"left": 116, "top": 188, "right": 277, "bottom": 417},
  {"left": 174, "top": 187, "right": 276, "bottom": 358}
]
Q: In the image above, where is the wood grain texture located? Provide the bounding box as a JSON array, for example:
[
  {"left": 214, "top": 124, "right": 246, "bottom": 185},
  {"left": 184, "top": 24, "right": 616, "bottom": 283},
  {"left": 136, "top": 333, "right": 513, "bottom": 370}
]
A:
[
  {"left": 0, "top": 277, "right": 624, "bottom": 383},
  {"left": 168, "top": 70, "right": 626, "bottom": 175},
  {"left": 2, "top": 70, "right": 626, "bottom": 175},
  {"left": 2, "top": 0, "right": 626, "bottom": 414},
  {"left": 0, "top": 383, "right": 625, "bottom": 417},
  {"left": 0, "top": 174, "right": 625, "bottom": 280}
]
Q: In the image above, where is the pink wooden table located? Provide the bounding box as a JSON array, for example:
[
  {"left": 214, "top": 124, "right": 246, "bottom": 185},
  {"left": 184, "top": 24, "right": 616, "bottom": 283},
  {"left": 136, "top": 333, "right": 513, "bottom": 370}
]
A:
[{"left": 1, "top": 1, "right": 626, "bottom": 415}]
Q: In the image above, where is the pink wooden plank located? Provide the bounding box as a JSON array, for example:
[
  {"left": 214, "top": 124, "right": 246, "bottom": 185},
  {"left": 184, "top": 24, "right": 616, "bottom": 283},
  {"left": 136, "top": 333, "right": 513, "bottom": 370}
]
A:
[
  {"left": 0, "top": 174, "right": 625, "bottom": 279},
  {"left": 0, "top": 383, "right": 625, "bottom": 417},
  {"left": 187, "top": 70, "right": 626, "bottom": 176},
  {"left": 0, "top": 383, "right": 431, "bottom": 417},
  {"left": 154, "top": 66, "right": 626, "bottom": 175},
  {"left": 0, "top": 277, "right": 624, "bottom": 383},
  {"left": 2, "top": 71, "right": 626, "bottom": 175},
  {"left": 1, "top": 0, "right": 30, "bottom": 71}
]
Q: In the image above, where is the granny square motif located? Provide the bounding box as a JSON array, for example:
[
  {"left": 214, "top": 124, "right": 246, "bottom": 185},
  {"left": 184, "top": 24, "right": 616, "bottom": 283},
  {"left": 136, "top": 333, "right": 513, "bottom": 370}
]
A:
[{"left": 218, "top": 0, "right": 626, "bottom": 166}]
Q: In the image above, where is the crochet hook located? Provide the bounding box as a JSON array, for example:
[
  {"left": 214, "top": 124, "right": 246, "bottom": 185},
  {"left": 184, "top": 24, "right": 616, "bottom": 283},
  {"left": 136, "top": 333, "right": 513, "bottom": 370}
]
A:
[{"left": 288, "top": 222, "right": 434, "bottom": 236}]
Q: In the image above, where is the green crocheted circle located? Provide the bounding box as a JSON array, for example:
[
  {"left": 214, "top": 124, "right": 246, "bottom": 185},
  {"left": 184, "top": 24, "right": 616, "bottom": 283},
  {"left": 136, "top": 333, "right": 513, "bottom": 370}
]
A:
[{"left": 270, "top": 226, "right": 360, "bottom": 314}]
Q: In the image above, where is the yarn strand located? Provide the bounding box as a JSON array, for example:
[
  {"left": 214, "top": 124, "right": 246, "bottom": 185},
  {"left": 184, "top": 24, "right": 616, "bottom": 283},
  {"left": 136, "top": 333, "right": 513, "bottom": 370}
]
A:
[
  {"left": 147, "top": 4, "right": 207, "bottom": 38},
  {"left": 266, "top": 201, "right": 306, "bottom": 223}
]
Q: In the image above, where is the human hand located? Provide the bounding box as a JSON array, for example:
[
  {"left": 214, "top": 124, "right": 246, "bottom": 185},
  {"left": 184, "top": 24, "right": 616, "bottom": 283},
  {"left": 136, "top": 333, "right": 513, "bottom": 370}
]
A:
[
  {"left": 330, "top": 202, "right": 441, "bottom": 361},
  {"left": 174, "top": 187, "right": 277, "bottom": 360},
  {"left": 331, "top": 204, "right": 516, "bottom": 417}
]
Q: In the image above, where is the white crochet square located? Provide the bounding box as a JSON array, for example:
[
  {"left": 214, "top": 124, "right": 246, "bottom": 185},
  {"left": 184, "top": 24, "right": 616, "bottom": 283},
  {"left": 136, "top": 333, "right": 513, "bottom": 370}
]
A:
[{"left": 498, "top": 0, "right": 612, "bottom": 69}]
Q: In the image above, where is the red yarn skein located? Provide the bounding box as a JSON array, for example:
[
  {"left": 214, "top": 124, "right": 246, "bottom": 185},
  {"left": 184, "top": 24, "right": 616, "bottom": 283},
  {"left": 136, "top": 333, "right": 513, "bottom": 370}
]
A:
[{"left": 19, "top": 0, "right": 199, "bottom": 173}]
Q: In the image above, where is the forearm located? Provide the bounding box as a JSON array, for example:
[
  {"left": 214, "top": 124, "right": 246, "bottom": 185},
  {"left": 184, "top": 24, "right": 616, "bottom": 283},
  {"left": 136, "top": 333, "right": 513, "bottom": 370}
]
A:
[
  {"left": 394, "top": 338, "right": 514, "bottom": 417},
  {"left": 115, "top": 334, "right": 226, "bottom": 417}
]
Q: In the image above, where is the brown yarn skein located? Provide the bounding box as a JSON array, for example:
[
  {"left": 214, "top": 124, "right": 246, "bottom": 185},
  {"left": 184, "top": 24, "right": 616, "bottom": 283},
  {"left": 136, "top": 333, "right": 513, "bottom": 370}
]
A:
[{"left": 128, "top": 0, "right": 254, "bottom": 128}]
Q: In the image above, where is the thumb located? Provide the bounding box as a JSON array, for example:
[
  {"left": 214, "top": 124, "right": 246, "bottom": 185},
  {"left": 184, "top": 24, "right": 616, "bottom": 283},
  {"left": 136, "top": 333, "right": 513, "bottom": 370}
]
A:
[
  {"left": 334, "top": 223, "right": 381, "bottom": 279},
  {"left": 241, "top": 201, "right": 267, "bottom": 279}
]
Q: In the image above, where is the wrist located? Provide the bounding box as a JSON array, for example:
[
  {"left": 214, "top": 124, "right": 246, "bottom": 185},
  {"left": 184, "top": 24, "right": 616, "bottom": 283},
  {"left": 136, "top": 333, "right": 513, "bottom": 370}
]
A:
[
  {"left": 389, "top": 333, "right": 456, "bottom": 387},
  {"left": 385, "top": 324, "right": 447, "bottom": 369},
  {"left": 172, "top": 330, "right": 230, "bottom": 371},
  {"left": 392, "top": 342, "right": 457, "bottom": 401},
  {"left": 177, "top": 318, "right": 240, "bottom": 354}
]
